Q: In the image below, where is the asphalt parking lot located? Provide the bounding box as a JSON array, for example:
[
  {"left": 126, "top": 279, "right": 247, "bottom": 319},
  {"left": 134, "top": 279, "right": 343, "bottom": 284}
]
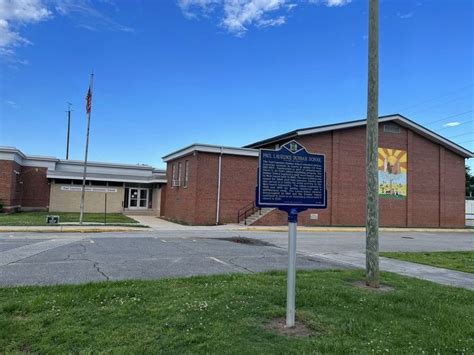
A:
[
  {"left": 0, "top": 233, "right": 345, "bottom": 286},
  {"left": 0, "top": 229, "right": 472, "bottom": 286}
]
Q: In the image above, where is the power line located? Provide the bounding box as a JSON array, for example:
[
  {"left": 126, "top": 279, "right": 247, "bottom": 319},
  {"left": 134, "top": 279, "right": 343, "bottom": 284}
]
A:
[
  {"left": 432, "top": 119, "right": 473, "bottom": 132},
  {"left": 407, "top": 93, "right": 473, "bottom": 116},
  {"left": 447, "top": 131, "right": 474, "bottom": 139},
  {"left": 422, "top": 110, "right": 473, "bottom": 126},
  {"left": 456, "top": 139, "right": 474, "bottom": 145},
  {"left": 398, "top": 83, "right": 473, "bottom": 112}
]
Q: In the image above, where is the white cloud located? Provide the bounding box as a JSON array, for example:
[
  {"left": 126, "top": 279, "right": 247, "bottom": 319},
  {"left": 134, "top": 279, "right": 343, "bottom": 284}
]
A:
[
  {"left": 55, "top": 0, "right": 134, "bottom": 33},
  {"left": 4, "top": 99, "right": 19, "bottom": 108},
  {"left": 397, "top": 11, "right": 414, "bottom": 19},
  {"left": 179, "top": 0, "right": 352, "bottom": 36},
  {"left": 178, "top": 0, "right": 220, "bottom": 18},
  {"left": 221, "top": 0, "right": 287, "bottom": 36},
  {"left": 443, "top": 121, "right": 461, "bottom": 127},
  {"left": 325, "top": 0, "right": 351, "bottom": 7},
  {"left": 0, "top": 0, "right": 51, "bottom": 58},
  {"left": 308, "top": 0, "right": 352, "bottom": 7}
]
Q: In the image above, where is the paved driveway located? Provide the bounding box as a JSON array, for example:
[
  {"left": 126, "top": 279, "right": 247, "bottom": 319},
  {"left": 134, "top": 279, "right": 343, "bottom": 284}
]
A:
[
  {"left": 0, "top": 233, "right": 344, "bottom": 286},
  {"left": 0, "top": 228, "right": 472, "bottom": 287}
]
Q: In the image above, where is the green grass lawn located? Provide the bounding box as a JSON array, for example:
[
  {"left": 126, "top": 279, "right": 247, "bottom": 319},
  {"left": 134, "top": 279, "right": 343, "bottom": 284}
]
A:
[
  {"left": 0, "top": 212, "right": 138, "bottom": 226},
  {"left": 1, "top": 270, "right": 472, "bottom": 354},
  {"left": 380, "top": 251, "right": 474, "bottom": 274}
]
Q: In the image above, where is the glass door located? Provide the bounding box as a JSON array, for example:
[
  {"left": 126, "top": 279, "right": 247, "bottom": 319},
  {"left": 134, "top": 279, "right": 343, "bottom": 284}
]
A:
[{"left": 129, "top": 188, "right": 148, "bottom": 209}]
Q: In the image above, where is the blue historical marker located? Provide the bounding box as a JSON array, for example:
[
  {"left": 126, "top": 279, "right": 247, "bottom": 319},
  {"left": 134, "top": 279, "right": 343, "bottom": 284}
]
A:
[
  {"left": 257, "top": 140, "right": 326, "bottom": 211},
  {"left": 256, "top": 140, "right": 327, "bottom": 328}
]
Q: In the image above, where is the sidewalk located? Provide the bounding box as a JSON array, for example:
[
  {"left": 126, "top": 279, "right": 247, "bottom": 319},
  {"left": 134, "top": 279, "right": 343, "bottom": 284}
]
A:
[
  {"left": 0, "top": 225, "right": 149, "bottom": 233},
  {"left": 309, "top": 251, "right": 474, "bottom": 290},
  {"left": 245, "top": 226, "right": 472, "bottom": 233},
  {"left": 127, "top": 215, "right": 243, "bottom": 231}
]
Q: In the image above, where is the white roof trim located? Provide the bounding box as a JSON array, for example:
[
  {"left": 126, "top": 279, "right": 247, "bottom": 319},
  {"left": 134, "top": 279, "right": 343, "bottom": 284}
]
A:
[
  {"left": 47, "top": 172, "right": 166, "bottom": 184},
  {"left": 56, "top": 159, "right": 160, "bottom": 171},
  {"left": 162, "top": 144, "right": 258, "bottom": 162},
  {"left": 257, "top": 114, "right": 472, "bottom": 158}
]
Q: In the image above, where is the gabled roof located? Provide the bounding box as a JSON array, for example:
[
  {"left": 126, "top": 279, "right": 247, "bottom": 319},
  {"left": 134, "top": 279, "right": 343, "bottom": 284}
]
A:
[{"left": 244, "top": 114, "right": 473, "bottom": 158}]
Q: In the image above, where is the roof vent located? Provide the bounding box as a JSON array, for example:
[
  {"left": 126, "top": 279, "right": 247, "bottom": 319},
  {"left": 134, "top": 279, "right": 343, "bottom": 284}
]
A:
[{"left": 384, "top": 123, "right": 401, "bottom": 134}]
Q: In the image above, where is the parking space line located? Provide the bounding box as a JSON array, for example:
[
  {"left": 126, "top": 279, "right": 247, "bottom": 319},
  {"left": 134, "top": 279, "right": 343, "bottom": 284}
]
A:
[{"left": 208, "top": 256, "right": 230, "bottom": 266}]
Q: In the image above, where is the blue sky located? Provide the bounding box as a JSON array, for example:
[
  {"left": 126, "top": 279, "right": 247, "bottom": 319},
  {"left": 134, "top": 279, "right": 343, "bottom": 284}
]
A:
[{"left": 1, "top": 0, "right": 472, "bottom": 170}]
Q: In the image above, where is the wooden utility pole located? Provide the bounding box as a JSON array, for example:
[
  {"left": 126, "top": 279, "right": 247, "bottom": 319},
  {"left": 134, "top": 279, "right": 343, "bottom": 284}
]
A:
[{"left": 366, "top": 0, "right": 380, "bottom": 287}]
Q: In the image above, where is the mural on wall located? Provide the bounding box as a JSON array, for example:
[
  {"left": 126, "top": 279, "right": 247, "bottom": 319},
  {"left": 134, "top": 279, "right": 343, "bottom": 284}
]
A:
[{"left": 378, "top": 148, "right": 407, "bottom": 199}]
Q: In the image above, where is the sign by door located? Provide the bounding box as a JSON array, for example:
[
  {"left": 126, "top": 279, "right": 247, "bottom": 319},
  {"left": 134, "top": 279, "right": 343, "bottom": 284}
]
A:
[{"left": 61, "top": 186, "right": 117, "bottom": 193}]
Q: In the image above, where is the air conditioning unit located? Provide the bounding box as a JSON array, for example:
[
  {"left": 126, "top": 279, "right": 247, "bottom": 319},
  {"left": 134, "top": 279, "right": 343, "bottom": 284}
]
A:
[{"left": 172, "top": 179, "right": 181, "bottom": 187}]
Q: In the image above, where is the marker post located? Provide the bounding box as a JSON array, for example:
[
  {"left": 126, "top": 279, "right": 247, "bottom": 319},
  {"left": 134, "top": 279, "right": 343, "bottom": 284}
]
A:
[
  {"left": 286, "top": 208, "right": 298, "bottom": 327},
  {"left": 256, "top": 141, "right": 327, "bottom": 328}
]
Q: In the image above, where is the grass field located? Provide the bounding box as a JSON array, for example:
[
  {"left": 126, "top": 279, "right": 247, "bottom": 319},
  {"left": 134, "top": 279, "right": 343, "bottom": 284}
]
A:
[
  {"left": 1, "top": 270, "right": 472, "bottom": 354},
  {"left": 380, "top": 251, "right": 474, "bottom": 274},
  {"left": 0, "top": 212, "right": 138, "bottom": 226}
]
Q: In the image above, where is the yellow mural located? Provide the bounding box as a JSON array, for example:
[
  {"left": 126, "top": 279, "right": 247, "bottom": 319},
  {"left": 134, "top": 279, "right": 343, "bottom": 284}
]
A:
[{"left": 378, "top": 148, "right": 407, "bottom": 199}]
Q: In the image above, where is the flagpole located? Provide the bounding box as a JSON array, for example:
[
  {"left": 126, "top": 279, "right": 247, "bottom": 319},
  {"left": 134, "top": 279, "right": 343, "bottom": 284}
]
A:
[{"left": 79, "top": 72, "right": 94, "bottom": 225}]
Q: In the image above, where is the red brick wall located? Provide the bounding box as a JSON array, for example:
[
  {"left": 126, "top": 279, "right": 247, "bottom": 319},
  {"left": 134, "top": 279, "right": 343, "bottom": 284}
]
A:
[
  {"left": 218, "top": 155, "right": 258, "bottom": 224},
  {"left": 194, "top": 153, "right": 220, "bottom": 225},
  {"left": 162, "top": 154, "right": 198, "bottom": 224},
  {"left": 0, "top": 160, "right": 22, "bottom": 210},
  {"left": 0, "top": 161, "right": 50, "bottom": 211},
  {"left": 441, "top": 148, "right": 465, "bottom": 227},
  {"left": 162, "top": 152, "right": 259, "bottom": 225},
  {"left": 20, "top": 166, "right": 50, "bottom": 208},
  {"left": 251, "top": 123, "right": 466, "bottom": 228},
  {"left": 162, "top": 123, "right": 467, "bottom": 227}
]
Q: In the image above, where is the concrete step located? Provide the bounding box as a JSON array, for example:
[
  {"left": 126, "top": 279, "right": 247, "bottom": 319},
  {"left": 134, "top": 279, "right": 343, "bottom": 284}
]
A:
[
  {"left": 123, "top": 209, "right": 157, "bottom": 216},
  {"left": 240, "top": 208, "right": 275, "bottom": 226}
]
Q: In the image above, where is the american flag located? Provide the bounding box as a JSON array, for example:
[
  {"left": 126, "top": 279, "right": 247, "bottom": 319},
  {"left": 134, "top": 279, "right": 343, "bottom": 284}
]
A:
[{"left": 85, "top": 87, "right": 92, "bottom": 114}]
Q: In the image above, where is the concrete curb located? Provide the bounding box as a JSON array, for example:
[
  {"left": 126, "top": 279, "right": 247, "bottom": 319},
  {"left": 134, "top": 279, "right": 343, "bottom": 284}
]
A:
[
  {"left": 0, "top": 226, "right": 150, "bottom": 233},
  {"left": 242, "top": 226, "right": 472, "bottom": 233}
]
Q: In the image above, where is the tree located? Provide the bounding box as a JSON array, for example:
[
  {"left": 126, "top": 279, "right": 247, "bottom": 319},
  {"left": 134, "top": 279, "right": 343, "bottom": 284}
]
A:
[{"left": 466, "top": 166, "right": 474, "bottom": 198}]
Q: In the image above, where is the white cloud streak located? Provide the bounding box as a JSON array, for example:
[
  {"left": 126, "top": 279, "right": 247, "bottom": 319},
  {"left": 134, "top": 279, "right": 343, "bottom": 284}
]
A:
[
  {"left": 443, "top": 121, "right": 461, "bottom": 127},
  {"left": 0, "top": 0, "right": 132, "bottom": 61},
  {"left": 397, "top": 11, "right": 414, "bottom": 19},
  {"left": 55, "top": 0, "right": 134, "bottom": 33},
  {"left": 178, "top": 0, "right": 352, "bottom": 36},
  {"left": 4, "top": 99, "right": 20, "bottom": 108}
]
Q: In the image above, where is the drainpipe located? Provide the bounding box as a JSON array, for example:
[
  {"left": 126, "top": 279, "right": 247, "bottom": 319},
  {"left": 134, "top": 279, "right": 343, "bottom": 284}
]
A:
[{"left": 216, "top": 147, "right": 223, "bottom": 225}]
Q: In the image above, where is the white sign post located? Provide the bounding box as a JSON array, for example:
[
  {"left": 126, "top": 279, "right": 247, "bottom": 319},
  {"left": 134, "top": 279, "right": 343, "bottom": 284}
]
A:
[{"left": 286, "top": 211, "right": 298, "bottom": 327}]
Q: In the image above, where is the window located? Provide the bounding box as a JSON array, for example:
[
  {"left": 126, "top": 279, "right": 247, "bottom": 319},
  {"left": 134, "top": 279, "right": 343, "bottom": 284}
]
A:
[
  {"left": 172, "top": 163, "right": 181, "bottom": 187},
  {"left": 184, "top": 160, "right": 189, "bottom": 187},
  {"left": 171, "top": 163, "right": 177, "bottom": 185}
]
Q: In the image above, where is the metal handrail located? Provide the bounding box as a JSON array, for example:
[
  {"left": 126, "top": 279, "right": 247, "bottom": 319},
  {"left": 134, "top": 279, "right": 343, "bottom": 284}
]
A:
[{"left": 237, "top": 201, "right": 260, "bottom": 225}]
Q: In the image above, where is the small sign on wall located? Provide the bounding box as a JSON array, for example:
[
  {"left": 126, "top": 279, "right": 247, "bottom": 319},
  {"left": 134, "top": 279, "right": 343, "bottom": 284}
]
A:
[{"left": 60, "top": 186, "right": 117, "bottom": 193}]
